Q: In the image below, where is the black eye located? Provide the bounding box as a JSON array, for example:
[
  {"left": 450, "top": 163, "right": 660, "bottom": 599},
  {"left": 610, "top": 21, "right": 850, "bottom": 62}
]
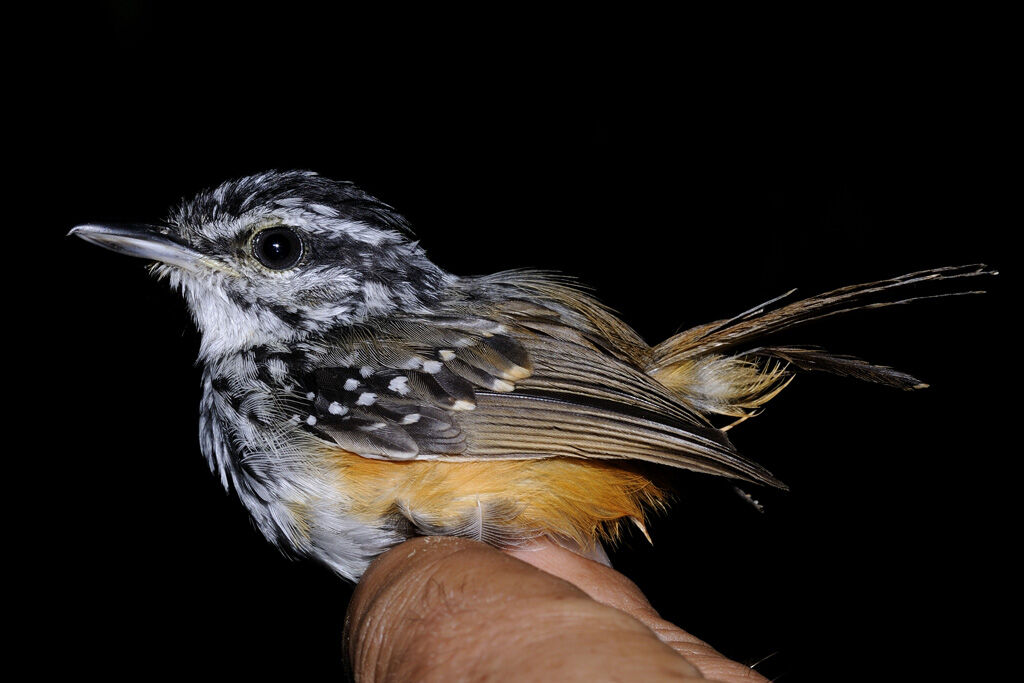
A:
[{"left": 252, "top": 227, "right": 303, "bottom": 270}]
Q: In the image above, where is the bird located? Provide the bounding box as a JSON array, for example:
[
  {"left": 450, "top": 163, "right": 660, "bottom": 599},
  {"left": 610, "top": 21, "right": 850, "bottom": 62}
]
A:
[{"left": 70, "top": 170, "right": 994, "bottom": 581}]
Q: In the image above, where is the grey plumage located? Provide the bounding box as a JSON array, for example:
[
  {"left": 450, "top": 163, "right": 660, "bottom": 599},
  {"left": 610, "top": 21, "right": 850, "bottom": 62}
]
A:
[{"left": 70, "top": 170, "right": 995, "bottom": 580}]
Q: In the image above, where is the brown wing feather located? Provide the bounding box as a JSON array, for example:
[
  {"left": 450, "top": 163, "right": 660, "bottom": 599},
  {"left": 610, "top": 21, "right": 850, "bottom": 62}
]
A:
[{"left": 301, "top": 278, "right": 786, "bottom": 489}]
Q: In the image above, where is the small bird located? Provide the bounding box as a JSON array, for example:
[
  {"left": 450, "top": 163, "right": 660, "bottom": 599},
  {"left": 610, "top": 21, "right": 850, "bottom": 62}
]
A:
[{"left": 71, "top": 170, "right": 993, "bottom": 580}]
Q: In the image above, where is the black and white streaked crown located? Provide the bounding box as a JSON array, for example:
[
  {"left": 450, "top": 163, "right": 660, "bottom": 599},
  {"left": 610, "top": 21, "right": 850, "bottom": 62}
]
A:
[{"left": 169, "top": 170, "right": 415, "bottom": 239}]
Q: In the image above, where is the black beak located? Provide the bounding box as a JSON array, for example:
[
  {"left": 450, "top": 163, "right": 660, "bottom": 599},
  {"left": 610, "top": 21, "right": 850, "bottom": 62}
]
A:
[{"left": 69, "top": 223, "right": 204, "bottom": 271}]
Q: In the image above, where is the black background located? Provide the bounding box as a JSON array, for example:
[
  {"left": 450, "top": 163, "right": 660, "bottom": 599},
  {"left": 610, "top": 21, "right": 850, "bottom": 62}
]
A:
[{"left": 21, "top": 4, "right": 1014, "bottom": 681}]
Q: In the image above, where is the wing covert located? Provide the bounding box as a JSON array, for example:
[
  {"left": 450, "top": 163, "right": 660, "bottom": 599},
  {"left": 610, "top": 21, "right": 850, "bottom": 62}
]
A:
[{"left": 296, "top": 291, "right": 784, "bottom": 488}]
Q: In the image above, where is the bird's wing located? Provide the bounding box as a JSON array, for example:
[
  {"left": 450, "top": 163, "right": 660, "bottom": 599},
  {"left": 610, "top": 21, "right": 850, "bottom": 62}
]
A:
[{"left": 295, "top": 288, "right": 785, "bottom": 489}]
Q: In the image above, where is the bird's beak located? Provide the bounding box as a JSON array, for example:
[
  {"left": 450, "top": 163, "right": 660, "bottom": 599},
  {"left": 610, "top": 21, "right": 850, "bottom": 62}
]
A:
[{"left": 69, "top": 223, "right": 205, "bottom": 271}]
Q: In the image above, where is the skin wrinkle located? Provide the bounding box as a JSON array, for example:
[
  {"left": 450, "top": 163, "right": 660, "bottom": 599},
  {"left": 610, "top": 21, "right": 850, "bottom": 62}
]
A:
[
  {"left": 345, "top": 541, "right": 489, "bottom": 680},
  {"left": 509, "top": 539, "right": 770, "bottom": 682},
  {"left": 345, "top": 538, "right": 766, "bottom": 682}
]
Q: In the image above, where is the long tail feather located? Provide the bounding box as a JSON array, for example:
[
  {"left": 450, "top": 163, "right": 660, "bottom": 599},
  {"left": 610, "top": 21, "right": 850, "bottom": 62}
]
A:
[
  {"left": 646, "top": 264, "right": 995, "bottom": 417},
  {"left": 647, "top": 264, "right": 995, "bottom": 369},
  {"left": 739, "top": 346, "right": 928, "bottom": 390}
]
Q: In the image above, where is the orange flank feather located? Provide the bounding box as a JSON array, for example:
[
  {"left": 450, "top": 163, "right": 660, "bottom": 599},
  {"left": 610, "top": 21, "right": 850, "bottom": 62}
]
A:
[{"left": 325, "top": 447, "right": 669, "bottom": 548}]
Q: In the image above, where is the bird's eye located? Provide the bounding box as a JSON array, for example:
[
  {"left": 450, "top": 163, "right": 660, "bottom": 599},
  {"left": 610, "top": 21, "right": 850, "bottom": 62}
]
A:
[{"left": 252, "top": 227, "right": 304, "bottom": 270}]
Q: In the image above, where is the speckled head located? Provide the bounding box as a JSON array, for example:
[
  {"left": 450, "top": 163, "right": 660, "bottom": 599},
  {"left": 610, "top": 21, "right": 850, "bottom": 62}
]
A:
[{"left": 71, "top": 170, "right": 453, "bottom": 360}]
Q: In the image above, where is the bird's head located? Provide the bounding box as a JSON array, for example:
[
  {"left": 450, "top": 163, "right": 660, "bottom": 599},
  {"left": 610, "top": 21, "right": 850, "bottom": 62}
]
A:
[{"left": 72, "top": 170, "right": 451, "bottom": 359}]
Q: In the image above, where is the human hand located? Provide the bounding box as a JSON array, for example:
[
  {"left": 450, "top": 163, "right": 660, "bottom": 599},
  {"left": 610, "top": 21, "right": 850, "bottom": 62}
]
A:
[{"left": 344, "top": 536, "right": 767, "bottom": 682}]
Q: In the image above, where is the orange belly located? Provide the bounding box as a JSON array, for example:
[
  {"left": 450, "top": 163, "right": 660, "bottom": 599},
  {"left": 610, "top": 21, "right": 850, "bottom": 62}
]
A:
[{"left": 326, "top": 449, "right": 668, "bottom": 547}]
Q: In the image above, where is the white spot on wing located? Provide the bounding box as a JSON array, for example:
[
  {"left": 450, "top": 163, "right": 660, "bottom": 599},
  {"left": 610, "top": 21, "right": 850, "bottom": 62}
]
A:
[
  {"left": 306, "top": 415, "right": 318, "bottom": 425},
  {"left": 388, "top": 376, "right": 411, "bottom": 395},
  {"left": 328, "top": 401, "right": 348, "bottom": 416},
  {"left": 356, "top": 392, "right": 377, "bottom": 406},
  {"left": 344, "top": 378, "right": 360, "bottom": 391},
  {"left": 360, "top": 365, "right": 374, "bottom": 378},
  {"left": 491, "top": 379, "right": 515, "bottom": 392},
  {"left": 423, "top": 360, "right": 443, "bottom": 374},
  {"left": 401, "top": 413, "right": 421, "bottom": 424}
]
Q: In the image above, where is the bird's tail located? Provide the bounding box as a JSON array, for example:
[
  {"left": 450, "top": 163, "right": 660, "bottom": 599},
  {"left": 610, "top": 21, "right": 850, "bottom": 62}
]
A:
[{"left": 645, "top": 264, "right": 996, "bottom": 422}]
